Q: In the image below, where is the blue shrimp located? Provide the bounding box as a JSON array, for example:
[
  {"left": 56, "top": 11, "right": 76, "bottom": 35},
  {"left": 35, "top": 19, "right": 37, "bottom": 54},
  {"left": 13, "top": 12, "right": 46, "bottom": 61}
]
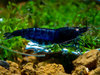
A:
[
  {"left": 4, "top": 27, "right": 89, "bottom": 55},
  {"left": 4, "top": 27, "right": 88, "bottom": 44}
]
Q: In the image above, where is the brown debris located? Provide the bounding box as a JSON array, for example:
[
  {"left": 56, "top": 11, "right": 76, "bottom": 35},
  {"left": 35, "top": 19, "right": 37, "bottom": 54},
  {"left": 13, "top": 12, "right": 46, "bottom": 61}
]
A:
[{"left": 22, "top": 56, "right": 37, "bottom": 63}]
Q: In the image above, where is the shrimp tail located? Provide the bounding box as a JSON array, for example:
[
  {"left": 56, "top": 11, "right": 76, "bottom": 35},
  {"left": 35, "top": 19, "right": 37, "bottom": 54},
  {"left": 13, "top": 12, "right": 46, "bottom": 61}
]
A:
[
  {"left": 4, "top": 32, "right": 14, "bottom": 39},
  {"left": 4, "top": 30, "right": 22, "bottom": 39}
]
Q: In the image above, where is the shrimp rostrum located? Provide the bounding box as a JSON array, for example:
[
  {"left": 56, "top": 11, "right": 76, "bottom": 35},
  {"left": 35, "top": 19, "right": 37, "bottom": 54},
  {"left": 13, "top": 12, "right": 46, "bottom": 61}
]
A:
[{"left": 4, "top": 27, "right": 89, "bottom": 54}]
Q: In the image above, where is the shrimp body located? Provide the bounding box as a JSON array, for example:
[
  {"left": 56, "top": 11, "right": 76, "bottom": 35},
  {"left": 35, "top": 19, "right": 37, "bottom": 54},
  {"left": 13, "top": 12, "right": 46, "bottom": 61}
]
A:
[{"left": 4, "top": 27, "right": 88, "bottom": 45}]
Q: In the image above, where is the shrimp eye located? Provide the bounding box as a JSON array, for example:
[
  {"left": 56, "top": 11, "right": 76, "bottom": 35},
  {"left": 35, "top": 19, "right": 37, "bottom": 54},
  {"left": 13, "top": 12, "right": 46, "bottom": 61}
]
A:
[{"left": 75, "top": 28, "right": 79, "bottom": 31}]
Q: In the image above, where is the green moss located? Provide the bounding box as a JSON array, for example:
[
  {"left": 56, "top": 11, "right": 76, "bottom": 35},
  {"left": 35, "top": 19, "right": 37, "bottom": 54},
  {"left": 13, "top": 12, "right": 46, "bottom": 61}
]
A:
[{"left": 0, "top": 0, "right": 100, "bottom": 60}]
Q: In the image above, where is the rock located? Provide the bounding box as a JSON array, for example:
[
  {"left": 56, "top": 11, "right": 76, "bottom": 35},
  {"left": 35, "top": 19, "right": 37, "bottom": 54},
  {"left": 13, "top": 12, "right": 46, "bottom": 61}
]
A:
[
  {"left": 21, "top": 63, "right": 35, "bottom": 75},
  {"left": 73, "top": 50, "right": 100, "bottom": 69},
  {"left": 21, "top": 62, "right": 69, "bottom": 75},
  {"left": 89, "top": 67, "right": 100, "bottom": 75},
  {"left": 36, "top": 63, "right": 66, "bottom": 75},
  {"left": 57, "top": 72, "right": 71, "bottom": 75},
  {"left": 97, "top": 52, "right": 100, "bottom": 67},
  {"left": 6, "top": 60, "right": 21, "bottom": 75},
  {"left": 37, "top": 61, "right": 49, "bottom": 68},
  {"left": 1, "top": 49, "right": 99, "bottom": 75},
  {"left": 72, "top": 65, "right": 89, "bottom": 75},
  {"left": 0, "top": 60, "right": 9, "bottom": 69},
  {"left": 7, "top": 60, "right": 19, "bottom": 69},
  {"left": 0, "top": 60, "right": 20, "bottom": 75},
  {"left": 0, "top": 66, "right": 11, "bottom": 75},
  {"left": 9, "top": 67, "right": 21, "bottom": 75}
]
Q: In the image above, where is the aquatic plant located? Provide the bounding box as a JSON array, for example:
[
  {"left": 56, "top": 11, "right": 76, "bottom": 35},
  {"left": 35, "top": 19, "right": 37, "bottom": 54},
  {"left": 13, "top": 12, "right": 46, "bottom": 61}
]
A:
[{"left": 0, "top": 0, "right": 100, "bottom": 60}]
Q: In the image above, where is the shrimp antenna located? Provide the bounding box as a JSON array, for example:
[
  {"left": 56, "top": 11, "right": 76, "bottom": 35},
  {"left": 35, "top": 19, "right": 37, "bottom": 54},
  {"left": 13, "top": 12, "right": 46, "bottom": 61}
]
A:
[{"left": 0, "top": 45, "right": 45, "bottom": 57}]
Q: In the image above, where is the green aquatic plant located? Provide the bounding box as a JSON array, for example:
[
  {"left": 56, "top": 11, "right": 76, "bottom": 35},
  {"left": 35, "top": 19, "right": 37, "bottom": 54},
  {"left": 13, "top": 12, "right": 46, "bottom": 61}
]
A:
[{"left": 0, "top": 0, "right": 100, "bottom": 60}]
